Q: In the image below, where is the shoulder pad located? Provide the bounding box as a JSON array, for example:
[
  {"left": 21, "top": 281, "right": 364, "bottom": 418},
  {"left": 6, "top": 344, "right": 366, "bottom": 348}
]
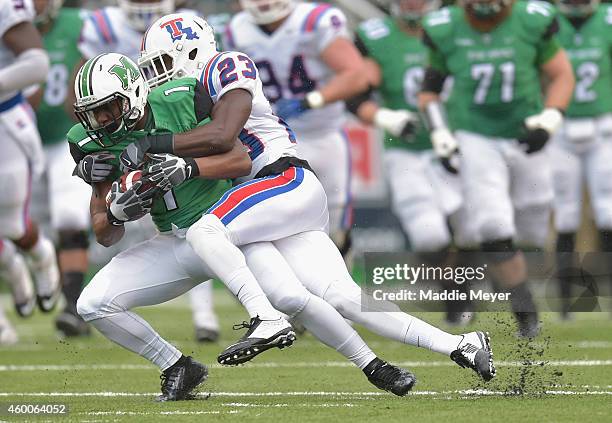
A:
[
  {"left": 423, "top": 7, "right": 457, "bottom": 47},
  {"left": 515, "top": 1, "right": 557, "bottom": 34}
]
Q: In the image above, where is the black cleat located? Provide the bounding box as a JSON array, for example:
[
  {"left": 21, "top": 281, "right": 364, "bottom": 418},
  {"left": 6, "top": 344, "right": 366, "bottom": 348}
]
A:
[
  {"left": 218, "top": 316, "right": 296, "bottom": 366},
  {"left": 516, "top": 312, "right": 541, "bottom": 338},
  {"left": 195, "top": 327, "right": 219, "bottom": 343},
  {"left": 157, "top": 356, "right": 208, "bottom": 402},
  {"left": 450, "top": 331, "right": 496, "bottom": 381},
  {"left": 363, "top": 358, "right": 416, "bottom": 396},
  {"left": 55, "top": 309, "right": 91, "bottom": 338}
]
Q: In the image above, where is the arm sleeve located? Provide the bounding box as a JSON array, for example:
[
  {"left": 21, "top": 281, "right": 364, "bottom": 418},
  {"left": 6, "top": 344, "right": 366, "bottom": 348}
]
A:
[
  {"left": 202, "top": 51, "right": 259, "bottom": 102},
  {"left": 193, "top": 80, "right": 214, "bottom": 121},
  {"left": 313, "top": 7, "right": 351, "bottom": 53},
  {"left": 0, "top": 0, "right": 35, "bottom": 39}
]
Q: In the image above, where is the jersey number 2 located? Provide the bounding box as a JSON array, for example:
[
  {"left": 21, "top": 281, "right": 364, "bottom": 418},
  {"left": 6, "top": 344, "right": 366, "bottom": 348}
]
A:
[{"left": 218, "top": 55, "right": 256, "bottom": 88}]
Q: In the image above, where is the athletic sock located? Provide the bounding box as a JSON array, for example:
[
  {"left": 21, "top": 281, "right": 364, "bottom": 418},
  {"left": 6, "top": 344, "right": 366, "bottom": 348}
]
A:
[
  {"left": 88, "top": 311, "right": 182, "bottom": 371},
  {"left": 62, "top": 272, "right": 85, "bottom": 313},
  {"left": 294, "top": 295, "right": 376, "bottom": 369}
]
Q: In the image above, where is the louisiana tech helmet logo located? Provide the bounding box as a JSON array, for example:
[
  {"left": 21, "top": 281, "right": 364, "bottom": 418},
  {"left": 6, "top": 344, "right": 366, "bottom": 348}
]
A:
[{"left": 160, "top": 17, "right": 199, "bottom": 42}]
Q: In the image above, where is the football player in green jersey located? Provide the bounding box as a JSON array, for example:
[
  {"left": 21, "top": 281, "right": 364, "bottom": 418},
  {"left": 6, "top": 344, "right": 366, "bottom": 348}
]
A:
[
  {"left": 351, "top": 0, "right": 479, "bottom": 325},
  {"left": 419, "top": 0, "right": 575, "bottom": 337},
  {"left": 31, "top": 0, "right": 93, "bottom": 337},
  {"left": 550, "top": 0, "right": 612, "bottom": 318}
]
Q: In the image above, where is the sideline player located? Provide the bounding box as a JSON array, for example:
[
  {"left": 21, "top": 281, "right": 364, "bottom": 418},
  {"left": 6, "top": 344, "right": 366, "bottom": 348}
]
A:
[
  {"left": 0, "top": 0, "right": 60, "bottom": 324},
  {"left": 128, "top": 13, "right": 495, "bottom": 380},
  {"left": 71, "top": 0, "right": 220, "bottom": 342},
  {"left": 71, "top": 53, "right": 420, "bottom": 398},
  {"left": 550, "top": 0, "right": 612, "bottom": 318},
  {"left": 225, "top": 0, "right": 369, "bottom": 261},
  {"left": 30, "top": 0, "right": 91, "bottom": 337},
  {"left": 419, "top": 0, "right": 575, "bottom": 336},
  {"left": 350, "top": 0, "right": 477, "bottom": 324}
]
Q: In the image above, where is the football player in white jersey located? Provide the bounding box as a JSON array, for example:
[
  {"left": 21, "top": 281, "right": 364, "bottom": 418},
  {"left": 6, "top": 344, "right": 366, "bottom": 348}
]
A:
[
  {"left": 225, "top": 0, "right": 369, "bottom": 261},
  {"left": 117, "top": 13, "right": 496, "bottom": 381},
  {"left": 0, "top": 0, "right": 60, "bottom": 328},
  {"left": 68, "top": 0, "right": 221, "bottom": 342}
]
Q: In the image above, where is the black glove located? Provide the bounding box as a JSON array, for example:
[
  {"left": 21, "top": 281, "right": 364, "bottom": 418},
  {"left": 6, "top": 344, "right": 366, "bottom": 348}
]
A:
[
  {"left": 106, "top": 180, "right": 159, "bottom": 226},
  {"left": 516, "top": 128, "right": 550, "bottom": 154},
  {"left": 143, "top": 154, "right": 199, "bottom": 192},
  {"left": 119, "top": 132, "right": 175, "bottom": 172},
  {"left": 73, "top": 152, "right": 115, "bottom": 183}
]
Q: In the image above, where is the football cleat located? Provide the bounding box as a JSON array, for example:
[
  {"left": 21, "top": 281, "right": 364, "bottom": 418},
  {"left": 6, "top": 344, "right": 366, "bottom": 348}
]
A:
[
  {"left": 450, "top": 331, "right": 496, "bottom": 381},
  {"left": 157, "top": 356, "right": 208, "bottom": 402},
  {"left": 2, "top": 254, "right": 36, "bottom": 318},
  {"left": 27, "top": 241, "right": 61, "bottom": 313},
  {"left": 195, "top": 327, "right": 219, "bottom": 343},
  {"left": 55, "top": 308, "right": 91, "bottom": 338},
  {"left": 218, "top": 316, "right": 296, "bottom": 365},
  {"left": 0, "top": 318, "right": 18, "bottom": 345},
  {"left": 363, "top": 358, "right": 416, "bottom": 396},
  {"left": 516, "top": 312, "right": 541, "bottom": 338}
]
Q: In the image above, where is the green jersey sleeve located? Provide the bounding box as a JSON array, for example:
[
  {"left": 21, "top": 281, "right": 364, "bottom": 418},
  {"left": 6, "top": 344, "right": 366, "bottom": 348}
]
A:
[
  {"left": 422, "top": 7, "right": 458, "bottom": 73},
  {"left": 514, "top": 0, "right": 561, "bottom": 65}
]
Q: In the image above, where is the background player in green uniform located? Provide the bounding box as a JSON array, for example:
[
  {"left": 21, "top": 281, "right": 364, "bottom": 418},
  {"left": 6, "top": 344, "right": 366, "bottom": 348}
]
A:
[
  {"left": 550, "top": 0, "right": 612, "bottom": 318},
  {"left": 350, "top": 0, "right": 477, "bottom": 325},
  {"left": 419, "top": 0, "right": 575, "bottom": 337},
  {"left": 30, "top": 0, "right": 93, "bottom": 337}
]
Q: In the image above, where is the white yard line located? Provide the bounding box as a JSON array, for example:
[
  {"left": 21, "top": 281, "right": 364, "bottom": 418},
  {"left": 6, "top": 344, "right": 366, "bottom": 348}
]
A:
[
  {"left": 0, "top": 390, "right": 611, "bottom": 398},
  {"left": 2, "top": 359, "right": 612, "bottom": 372}
]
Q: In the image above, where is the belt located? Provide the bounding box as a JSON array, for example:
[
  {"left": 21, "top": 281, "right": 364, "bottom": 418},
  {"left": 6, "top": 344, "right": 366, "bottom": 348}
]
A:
[{"left": 0, "top": 93, "right": 24, "bottom": 113}]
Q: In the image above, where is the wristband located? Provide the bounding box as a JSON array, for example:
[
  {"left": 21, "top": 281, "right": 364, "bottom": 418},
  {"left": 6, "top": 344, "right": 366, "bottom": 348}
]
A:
[
  {"left": 106, "top": 209, "right": 124, "bottom": 226},
  {"left": 184, "top": 158, "right": 200, "bottom": 180},
  {"left": 305, "top": 91, "right": 325, "bottom": 109},
  {"left": 147, "top": 133, "right": 175, "bottom": 154}
]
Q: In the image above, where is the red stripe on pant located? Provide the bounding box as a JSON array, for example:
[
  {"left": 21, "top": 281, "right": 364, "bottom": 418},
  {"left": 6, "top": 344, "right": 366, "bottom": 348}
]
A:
[{"left": 211, "top": 167, "right": 297, "bottom": 221}]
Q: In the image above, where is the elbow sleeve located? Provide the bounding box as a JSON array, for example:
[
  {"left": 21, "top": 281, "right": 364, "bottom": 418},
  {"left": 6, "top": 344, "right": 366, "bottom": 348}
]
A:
[{"left": 0, "top": 48, "right": 49, "bottom": 95}]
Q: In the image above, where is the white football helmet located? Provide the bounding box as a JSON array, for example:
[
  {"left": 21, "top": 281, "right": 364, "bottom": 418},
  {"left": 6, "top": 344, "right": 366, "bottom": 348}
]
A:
[
  {"left": 138, "top": 13, "right": 217, "bottom": 89},
  {"left": 239, "top": 0, "right": 296, "bottom": 25},
  {"left": 74, "top": 53, "right": 149, "bottom": 147},
  {"left": 117, "top": 0, "right": 176, "bottom": 32}
]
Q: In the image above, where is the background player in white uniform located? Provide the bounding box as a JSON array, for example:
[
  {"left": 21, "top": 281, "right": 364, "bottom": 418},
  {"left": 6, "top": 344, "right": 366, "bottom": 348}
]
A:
[
  {"left": 70, "top": 0, "right": 220, "bottom": 342},
  {"left": 0, "top": 0, "right": 60, "bottom": 343},
  {"left": 129, "top": 13, "right": 495, "bottom": 379},
  {"left": 226, "top": 0, "right": 369, "bottom": 260}
]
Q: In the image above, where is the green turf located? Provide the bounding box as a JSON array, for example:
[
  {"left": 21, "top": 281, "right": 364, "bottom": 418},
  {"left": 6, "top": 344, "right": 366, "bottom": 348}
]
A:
[{"left": 1, "top": 292, "right": 611, "bottom": 422}]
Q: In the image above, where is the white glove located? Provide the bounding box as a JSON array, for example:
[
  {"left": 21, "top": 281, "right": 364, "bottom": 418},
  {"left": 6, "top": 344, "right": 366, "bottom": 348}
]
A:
[
  {"left": 374, "top": 108, "right": 419, "bottom": 138},
  {"left": 431, "top": 128, "right": 460, "bottom": 174},
  {"left": 525, "top": 108, "right": 563, "bottom": 135}
]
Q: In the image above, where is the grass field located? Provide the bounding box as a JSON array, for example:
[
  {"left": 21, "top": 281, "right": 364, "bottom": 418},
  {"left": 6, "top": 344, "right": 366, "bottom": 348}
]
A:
[{"left": 1, "top": 291, "right": 611, "bottom": 423}]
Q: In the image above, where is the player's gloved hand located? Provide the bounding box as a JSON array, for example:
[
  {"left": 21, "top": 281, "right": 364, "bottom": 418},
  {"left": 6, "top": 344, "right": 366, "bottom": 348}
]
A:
[
  {"left": 275, "top": 91, "right": 325, "bottom": 121},
  {"left": 73, "top": 152, "right": 115, "bottom": 183},
  {"left": 374, "top": 108, "right": 418, "bottom": 140},
  {"left": 106, "top": 180, "right": 158, "bottom": 226},
  {"left": 431, "top": 128, "right": 460, "bottom": 174},
  {"left": 119, "top": 131, "right": 175, "bottom": 172},
  {"left": 144, "top": 154, "right": 200, "bottom": 192},
  {"left": 517, "top": 108, "right": 563, "bottom": 154}
]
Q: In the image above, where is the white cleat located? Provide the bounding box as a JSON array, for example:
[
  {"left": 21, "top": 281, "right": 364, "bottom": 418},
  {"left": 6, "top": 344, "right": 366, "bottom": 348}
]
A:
[
  {"left": 0, "top": 319, "right": 18, "bottom": 345},
  {"left": 450, "top": 331, "right": 496, "bottom": 381},
  {"left": 27, "top": 239, "right": 60, "bottom": 313},
  {"left": 1, "top": 254, "right": 35, "bottom": 317}
]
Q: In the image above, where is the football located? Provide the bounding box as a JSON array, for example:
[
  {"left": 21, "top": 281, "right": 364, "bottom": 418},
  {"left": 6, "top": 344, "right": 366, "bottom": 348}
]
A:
[{"left": 106, "top": 170, "right": 154, "bottom": 206}]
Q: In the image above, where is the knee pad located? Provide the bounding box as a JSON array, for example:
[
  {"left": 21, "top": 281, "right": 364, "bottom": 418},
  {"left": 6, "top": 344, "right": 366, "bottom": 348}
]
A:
[
  {"left": 406, "top": 214, "right": 452, "bottom": 253},
  {"left": 321, "top": 283, "right": 361, "bottom": 316},
  {"left": 268, "top": 287, "right": 311, "bottom": 318},
  {"left": 76, "top": 288, "right": 101, "bottom": 322},
  {"left": 481, "top": 238, "right": 517, "bottom": 263},
  {"left": 58, "top": 229, "right": 89, "bottom": 251}
]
